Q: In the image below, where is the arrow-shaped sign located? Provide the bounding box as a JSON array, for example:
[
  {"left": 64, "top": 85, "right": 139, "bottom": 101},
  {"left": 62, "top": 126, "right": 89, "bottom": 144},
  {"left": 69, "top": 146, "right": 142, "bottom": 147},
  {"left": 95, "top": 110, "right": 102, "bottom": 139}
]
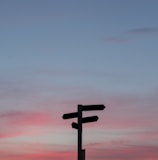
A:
[
  {"left": 82, "top": 116, "right": 98, "bottom": 123},
  {"left": 62, "top": 112, "right": 78, "bottom": 119},
  {"left": 72, "top": 122, "right": 78, "bottom": 129},
  {"left": 71, "top": 116, "right": 99, "bottom": 129},
  {"left": 80, "top": 104, "right": 105, "bottom": 111}
]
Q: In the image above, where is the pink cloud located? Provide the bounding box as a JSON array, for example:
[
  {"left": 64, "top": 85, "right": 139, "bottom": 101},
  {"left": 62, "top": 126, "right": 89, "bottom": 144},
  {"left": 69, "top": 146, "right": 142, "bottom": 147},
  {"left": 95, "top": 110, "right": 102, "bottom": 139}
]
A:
[
  {"left": 0, "top": 110, "right": 57, "bottom": 138},
  {"left": 0, "top": 131, "right": 24, "bottom": 139},
  {"left": 0, "top": 142, "right": 76, "bottom": 160},
  {"left": 0, "top": 111, "right": 53, "bottom": 126},
  {"left": 0, "top": 151, "right": 76, "bottom": 160},
  {"left": 1, "top": 142, "right": 158, "bottom": 160},
  {"left": 87, "top": 143, "right": 158, "bottom": 160}
]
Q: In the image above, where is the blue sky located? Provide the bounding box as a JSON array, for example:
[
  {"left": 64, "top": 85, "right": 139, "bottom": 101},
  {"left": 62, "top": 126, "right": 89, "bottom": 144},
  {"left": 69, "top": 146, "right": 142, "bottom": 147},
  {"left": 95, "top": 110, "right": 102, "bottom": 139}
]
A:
[{"left": 0, "top": 0, "right": 158, "bottom": 160}]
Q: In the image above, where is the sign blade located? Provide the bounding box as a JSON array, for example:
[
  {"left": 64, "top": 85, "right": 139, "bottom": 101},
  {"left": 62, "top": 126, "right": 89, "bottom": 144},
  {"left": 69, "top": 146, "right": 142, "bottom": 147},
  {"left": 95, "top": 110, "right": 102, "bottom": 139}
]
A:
[
  {"left": 82, "top": 116, "right": 98, "bottom": 123},
  {"left": 62, "top": 112, "right": 78, "bottom": 119},
  {"left": 81, "top": 104, "right": 105, "bottom": 111},
  {"left": 71, "top": 116, "right": 99, "bottom": 129},
  {"left": 72, "top": 122, "right": 78, "bottom": 129}
]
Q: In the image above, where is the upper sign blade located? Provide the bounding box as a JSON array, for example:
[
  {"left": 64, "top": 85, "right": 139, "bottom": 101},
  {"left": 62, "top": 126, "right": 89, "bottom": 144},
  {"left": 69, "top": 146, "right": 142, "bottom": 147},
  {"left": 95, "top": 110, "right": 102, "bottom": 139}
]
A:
[{"left": 81, "top": 104, "right": 105, "bottom": 111}]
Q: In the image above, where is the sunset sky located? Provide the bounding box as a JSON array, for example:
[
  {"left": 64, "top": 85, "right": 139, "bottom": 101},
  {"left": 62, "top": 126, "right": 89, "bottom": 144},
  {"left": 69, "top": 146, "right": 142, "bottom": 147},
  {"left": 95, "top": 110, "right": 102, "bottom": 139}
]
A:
[{"left": 0, "top": 0, "right": 158, "bottom": 160}]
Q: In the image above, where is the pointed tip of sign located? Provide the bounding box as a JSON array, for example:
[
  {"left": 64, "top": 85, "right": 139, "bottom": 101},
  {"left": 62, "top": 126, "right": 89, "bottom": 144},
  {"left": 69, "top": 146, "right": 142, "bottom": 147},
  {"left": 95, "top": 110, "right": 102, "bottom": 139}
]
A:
[{"left": 99, "top": 104, "right": 106, "bottom": 109}]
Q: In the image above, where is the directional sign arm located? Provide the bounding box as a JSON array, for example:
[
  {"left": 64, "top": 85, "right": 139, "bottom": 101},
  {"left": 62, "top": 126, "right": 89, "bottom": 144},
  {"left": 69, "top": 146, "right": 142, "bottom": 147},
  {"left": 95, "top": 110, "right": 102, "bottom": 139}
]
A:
[
  {"left": 82, "top": 116, "right": 98, "bottom": 123},
  {"left": 72, "top": 122, "right": 78, "bottom": 129},
  {"left": 71, "top": 116, "right": 99, "bottom": 129},
  {"left": 81, "top": 104, "right": 105, "bottom": 111},
  {"left": 62, "top": 112, "right": 78, "bottom": 119}
]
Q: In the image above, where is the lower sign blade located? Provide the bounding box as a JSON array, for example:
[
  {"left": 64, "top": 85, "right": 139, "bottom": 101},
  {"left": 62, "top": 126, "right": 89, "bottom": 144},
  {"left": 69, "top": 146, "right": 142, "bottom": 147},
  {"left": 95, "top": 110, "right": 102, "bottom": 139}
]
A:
[
  {"left": 81, "top": 104, "right": 105, "bottom": 111},
  {"left": 72, "top": 122, "right": 78, "bottom": 129},
  {"left": 82, "top": 116, "right": 98, "bottom": 123}
]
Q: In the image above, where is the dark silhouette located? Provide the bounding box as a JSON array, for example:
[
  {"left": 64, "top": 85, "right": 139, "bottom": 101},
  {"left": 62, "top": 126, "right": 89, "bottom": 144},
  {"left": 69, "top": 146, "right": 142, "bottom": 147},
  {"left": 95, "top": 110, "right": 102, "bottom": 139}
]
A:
[{"left": 62, "top": 104, "right": 106, "bottom": 160}]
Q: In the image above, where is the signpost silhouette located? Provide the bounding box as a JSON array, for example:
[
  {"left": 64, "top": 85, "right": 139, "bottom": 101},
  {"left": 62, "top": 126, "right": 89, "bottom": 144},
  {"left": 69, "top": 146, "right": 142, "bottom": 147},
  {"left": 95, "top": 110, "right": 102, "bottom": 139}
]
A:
[{"left": 62, "top": 104, "right": 105, "bottom": 160}]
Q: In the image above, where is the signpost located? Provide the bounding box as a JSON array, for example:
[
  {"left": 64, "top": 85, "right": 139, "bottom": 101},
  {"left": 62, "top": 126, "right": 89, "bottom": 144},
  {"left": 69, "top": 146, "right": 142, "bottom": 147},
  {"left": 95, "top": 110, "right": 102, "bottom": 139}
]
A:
[{"left": 62, "top": 104, "right": 106, "bottom": 160}]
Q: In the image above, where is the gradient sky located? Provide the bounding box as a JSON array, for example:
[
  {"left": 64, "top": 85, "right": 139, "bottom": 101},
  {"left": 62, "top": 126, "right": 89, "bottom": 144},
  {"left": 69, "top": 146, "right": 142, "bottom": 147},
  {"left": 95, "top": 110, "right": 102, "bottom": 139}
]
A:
[{"left": 0, "top": 0, "right": 158, "bottom": 160}]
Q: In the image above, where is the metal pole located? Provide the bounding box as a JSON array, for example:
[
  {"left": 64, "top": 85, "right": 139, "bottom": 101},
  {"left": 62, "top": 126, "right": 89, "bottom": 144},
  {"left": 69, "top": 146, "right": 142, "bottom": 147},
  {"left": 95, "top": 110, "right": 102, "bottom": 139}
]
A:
[
  {"left": 78, "top": 105, "right": 82, "bottom": 160},
  {"left": 82, "top": 149, "right": 85, "bottom": 160}
]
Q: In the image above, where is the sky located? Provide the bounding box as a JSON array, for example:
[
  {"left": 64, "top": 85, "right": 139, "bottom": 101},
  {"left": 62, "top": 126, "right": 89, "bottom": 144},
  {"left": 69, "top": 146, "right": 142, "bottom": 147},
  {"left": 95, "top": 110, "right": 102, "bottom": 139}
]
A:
[{"left": 0, "top": 0, "right": 158, "bottom": 159}]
